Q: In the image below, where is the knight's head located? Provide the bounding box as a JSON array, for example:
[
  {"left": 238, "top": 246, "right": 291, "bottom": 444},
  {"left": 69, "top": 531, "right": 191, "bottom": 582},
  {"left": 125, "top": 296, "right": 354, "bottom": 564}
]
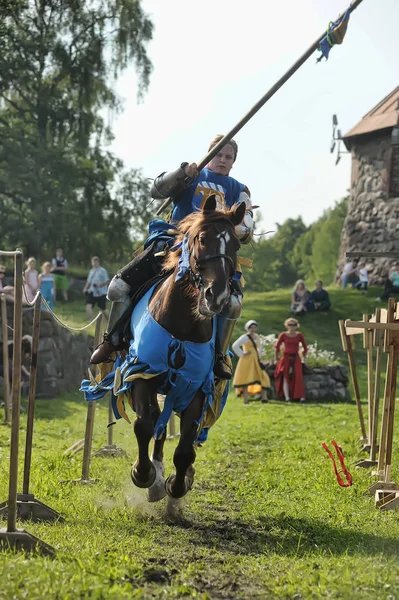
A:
[
  {"left": 206, "top": 135, "right": 238, "bottom": 176},
  {"left": 174, "top": 194, "right": 246, "bottom": 318}
]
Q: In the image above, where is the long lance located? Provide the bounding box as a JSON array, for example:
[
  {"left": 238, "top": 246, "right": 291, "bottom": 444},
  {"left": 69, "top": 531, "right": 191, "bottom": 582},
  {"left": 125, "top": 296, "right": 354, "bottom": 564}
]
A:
[{"left": 156, "top": 0, "right": 365, "bottom": 215}]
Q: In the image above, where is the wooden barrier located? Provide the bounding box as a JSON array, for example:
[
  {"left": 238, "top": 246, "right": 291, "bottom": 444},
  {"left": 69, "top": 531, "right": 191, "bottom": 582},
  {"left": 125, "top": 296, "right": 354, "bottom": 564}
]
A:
[
  {"left": 0, "top": 250, "right": 54, "bottom": 555},
  {"left": 0, "top": 293, "right": 63, "bottom": 522}
]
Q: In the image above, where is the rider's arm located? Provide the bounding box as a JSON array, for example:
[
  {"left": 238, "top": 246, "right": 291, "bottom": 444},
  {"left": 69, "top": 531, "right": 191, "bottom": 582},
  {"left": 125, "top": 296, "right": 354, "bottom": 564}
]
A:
[
  {"left": 235, "top": 187, "right": 255, "bottom": 244},
  {"left": 151, "top": 163, "right": 198, "bottom": 200}
]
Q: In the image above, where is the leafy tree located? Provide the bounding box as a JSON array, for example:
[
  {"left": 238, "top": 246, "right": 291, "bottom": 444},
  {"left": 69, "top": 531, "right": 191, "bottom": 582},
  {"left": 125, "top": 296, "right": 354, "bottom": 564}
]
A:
[
  {"left": 0, "top": 0, "right": 153, "bottom": 263},
  {"left": 242, "top": 199, "right": 348, "bottom": 291}
]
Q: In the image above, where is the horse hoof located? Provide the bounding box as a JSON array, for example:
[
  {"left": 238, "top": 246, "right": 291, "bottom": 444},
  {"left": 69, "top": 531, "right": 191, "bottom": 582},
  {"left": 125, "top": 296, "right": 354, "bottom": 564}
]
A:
[
  {"left": 130, "top": 461, "right": 156, "bottom": 489},
  {"left": 165, "top": 474, "right": 192, "bottom": 499},
  {"left": 147, "top": 459, "right": 167, "bottom": 502}
]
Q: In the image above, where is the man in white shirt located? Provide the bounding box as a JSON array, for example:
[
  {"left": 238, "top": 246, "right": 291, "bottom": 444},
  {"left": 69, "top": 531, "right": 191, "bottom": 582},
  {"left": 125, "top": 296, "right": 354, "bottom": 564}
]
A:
[{"left": 83, "top": 257, "right": 110, "bottom": 320}]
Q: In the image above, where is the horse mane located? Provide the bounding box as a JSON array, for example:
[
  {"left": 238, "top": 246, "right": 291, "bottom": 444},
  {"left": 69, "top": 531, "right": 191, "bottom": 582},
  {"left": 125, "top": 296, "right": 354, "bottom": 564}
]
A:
[{"left": 163, "top": 207, "right": 239, "bottom": 272}]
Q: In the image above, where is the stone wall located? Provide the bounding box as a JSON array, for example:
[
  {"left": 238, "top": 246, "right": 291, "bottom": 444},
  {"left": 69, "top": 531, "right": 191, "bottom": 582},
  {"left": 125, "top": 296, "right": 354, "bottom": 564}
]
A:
[
  {"left": 264, "top": 362, "right": 351, "bottom": 402},
  {"left": 0, "top": 300, "right": 92, "bottom": 399},
  {"left": 337, "top": 131, "right": 399, "bottom": 284}
]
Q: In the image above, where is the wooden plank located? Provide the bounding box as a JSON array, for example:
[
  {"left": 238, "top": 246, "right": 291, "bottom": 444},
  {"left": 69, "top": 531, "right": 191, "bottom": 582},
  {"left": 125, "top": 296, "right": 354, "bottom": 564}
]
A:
[
  {"left": 338, "top": 320, "right": 348, "bottom": 352},
  {"left": 346, "top": 252, "right": 399, "bottom": 258},
  {"left": 346, "top": 321, "right": 399, "bottom": 332}
]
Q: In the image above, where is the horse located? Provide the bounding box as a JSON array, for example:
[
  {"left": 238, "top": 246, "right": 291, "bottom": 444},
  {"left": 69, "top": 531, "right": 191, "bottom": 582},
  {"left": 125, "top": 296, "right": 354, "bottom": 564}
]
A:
[{"left": 82, "top": 194, "right": 246, "bottom": 500}]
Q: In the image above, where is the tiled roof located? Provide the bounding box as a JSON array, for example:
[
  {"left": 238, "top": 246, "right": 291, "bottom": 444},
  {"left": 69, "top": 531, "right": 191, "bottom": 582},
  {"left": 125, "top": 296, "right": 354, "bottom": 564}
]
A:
[{"left": 343, "top": 86, "right": 399, "bottom": 140}]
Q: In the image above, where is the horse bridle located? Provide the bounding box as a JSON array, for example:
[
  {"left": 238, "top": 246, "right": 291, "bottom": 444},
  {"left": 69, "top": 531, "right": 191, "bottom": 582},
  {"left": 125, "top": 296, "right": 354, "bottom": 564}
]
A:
[{"left": 188, "top": 230, "right": 237, "bottom": 290}]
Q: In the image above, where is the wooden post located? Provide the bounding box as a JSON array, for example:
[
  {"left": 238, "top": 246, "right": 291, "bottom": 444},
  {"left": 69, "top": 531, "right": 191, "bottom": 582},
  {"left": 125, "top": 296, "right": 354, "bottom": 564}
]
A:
[
  {"left": 384, "top": 338, "right": 399, "bottom": 484},
  {"left": 22, "top": 294, "right": 41, "bottom": 495},
  {"left": 338, "top": 320, "right": 367, "bottom": 442},
  {"left": 371, "top": 309, "right": 383, "bottom": 462},
  {"left": 80, "top": 316, "right": 102, "bottom": 482},
  {"left": 1, "top": 294, "right": 11, "bottom": 425},
  {"left": 362, "top": 315, "right": 374, "bottom": 448}
]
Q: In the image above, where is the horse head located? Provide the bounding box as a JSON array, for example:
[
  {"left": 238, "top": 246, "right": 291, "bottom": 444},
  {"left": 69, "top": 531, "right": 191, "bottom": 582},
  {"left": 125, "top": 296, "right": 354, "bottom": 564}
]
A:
[{"left": 174, "top": 194, "right": 246, "bottom": 318}]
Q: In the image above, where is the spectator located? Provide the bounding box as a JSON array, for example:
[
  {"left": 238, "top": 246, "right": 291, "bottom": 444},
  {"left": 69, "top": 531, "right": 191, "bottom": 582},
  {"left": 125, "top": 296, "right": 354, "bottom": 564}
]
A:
[
  {"left": 291, "top": 280, "right": 310, "bottom": 316},
  {"left": 38, "top": 262, "right": 55, "bottom": 310},
  {"left": 308, "top": 280, "right": 331, "bottom": 312},
  {"left": 83, "top": 256, "right": 110, "bottom": 321},
  {"left": 355, "top": 263, "right": 368, "bottom": 295},
  {"left": 340, "top": 259, "right": 359, "bottom": 289},
  {"left": 232, "top": 320, "right": 271, "bottom": 404},
  {"left": 377, "top": 263, "right": 399, "bottom": 302},
  {"left": 24, "top": 257, "right": 39, "bottom": 303},
  {"left": 274, "top": 318, "right": 308, "bottom": 402},
  {"left": 51, "top": 248, "right": 69, "bottom": 302}
]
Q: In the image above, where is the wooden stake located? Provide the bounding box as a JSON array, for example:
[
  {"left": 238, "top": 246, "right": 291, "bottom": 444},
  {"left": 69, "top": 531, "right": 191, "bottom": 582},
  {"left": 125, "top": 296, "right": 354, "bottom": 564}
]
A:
[
  {"left": 1, "top": 294, "right": 11, "bottom": 425},
  {"left": 370, "top": 309, "right": 383, "bottom": 463},
  {"left": 338, "top": 320, "right": 367, "bottom": 442}
]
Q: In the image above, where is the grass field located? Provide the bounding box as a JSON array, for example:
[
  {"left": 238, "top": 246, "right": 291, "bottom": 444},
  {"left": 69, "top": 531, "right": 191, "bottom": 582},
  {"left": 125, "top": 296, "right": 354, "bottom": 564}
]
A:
[
  {"left": 1, "top": 286, "right": 397, "bottom": 599},
  {"left": 1, "top": 393, "right": 399, "bottom": 599}
]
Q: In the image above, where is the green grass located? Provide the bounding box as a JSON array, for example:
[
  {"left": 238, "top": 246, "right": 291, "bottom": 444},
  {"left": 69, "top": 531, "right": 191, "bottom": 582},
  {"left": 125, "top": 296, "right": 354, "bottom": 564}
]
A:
[
  {"left": 1, "top": 392, "right": 399, "bottom": 599},
  {"left": 0, "top": 286, "right": 391, "bottom": 597}
]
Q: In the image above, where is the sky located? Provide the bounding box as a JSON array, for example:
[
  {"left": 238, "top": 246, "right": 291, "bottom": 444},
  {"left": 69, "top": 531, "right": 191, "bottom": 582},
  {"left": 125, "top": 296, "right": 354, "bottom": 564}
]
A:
[{"left": 108, "top": 0, "right": 399, "bottom": 230}]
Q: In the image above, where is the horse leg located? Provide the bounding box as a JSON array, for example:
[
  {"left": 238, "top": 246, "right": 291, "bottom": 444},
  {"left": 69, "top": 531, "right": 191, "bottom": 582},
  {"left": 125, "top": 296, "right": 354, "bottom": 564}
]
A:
[
  {"left": 131, "top": 379, "right": 156, "bottom": 488},
  {"left": 147, "top": 393, "right": 167, "bottom": 502},
  {"left": 165, "top": 391, "right": 204, "bottom": 499}
]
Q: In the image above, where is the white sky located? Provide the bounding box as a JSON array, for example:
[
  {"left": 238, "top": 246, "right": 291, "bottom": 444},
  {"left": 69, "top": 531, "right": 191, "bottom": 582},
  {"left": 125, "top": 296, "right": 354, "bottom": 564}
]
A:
[{"left": 108, "top": 0, "right": 399, "bottom": 229}]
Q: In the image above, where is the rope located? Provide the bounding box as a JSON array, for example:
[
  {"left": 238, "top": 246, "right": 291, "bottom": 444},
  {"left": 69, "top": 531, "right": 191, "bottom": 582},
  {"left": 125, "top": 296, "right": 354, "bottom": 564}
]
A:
[{"left": 20, "top": 281, "right": 103, "bottom": 332}]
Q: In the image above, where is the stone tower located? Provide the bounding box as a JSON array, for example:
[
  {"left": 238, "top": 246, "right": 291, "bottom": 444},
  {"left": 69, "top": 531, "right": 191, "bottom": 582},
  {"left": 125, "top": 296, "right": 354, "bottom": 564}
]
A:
[{"left": 337, "top": 86, "right": 399, "bottom": 284}]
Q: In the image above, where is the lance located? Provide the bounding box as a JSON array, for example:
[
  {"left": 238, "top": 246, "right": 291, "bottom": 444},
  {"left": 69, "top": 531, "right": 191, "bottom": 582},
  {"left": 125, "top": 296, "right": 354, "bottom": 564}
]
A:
[{"left": 156, "top": 0, "right": 365, "bottom": 215}]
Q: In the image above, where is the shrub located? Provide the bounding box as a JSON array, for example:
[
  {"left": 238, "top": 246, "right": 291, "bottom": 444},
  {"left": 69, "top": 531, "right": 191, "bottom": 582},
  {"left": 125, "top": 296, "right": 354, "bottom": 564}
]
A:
[{"left": 259, "top": 335, "right": 340, "bottom": 368}]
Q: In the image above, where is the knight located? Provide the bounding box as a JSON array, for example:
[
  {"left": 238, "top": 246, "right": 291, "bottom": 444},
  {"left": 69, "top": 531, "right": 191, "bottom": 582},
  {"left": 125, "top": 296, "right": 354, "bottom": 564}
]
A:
[{"left": 90, "top": 134, "right": 255, "bottom": 379}]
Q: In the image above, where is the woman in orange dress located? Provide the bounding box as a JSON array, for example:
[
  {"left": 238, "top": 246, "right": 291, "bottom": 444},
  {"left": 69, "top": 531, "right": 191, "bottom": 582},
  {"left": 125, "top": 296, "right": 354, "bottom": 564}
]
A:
[{"left": 274, "top": 318, "right": 307, "bottom": 402}]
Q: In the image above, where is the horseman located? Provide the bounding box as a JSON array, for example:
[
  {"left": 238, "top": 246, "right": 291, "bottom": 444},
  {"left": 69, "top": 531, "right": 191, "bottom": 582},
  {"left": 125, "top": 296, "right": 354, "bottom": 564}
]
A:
[{"left": 90, "top": 134, "right": 255, "bottom": 379}]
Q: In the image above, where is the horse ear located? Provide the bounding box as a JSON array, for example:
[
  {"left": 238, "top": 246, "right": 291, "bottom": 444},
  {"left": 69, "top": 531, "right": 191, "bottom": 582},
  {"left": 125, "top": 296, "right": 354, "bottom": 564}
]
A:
[
  {"left": 202, "top": 194, "right": 217, "bottom": 213},
  {"left": 231, "top": 201, "right": 246, "bottom": 226}
]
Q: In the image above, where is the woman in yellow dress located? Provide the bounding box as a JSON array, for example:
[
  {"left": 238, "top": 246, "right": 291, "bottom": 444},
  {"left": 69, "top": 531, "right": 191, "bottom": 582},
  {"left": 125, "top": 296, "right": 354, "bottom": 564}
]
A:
[{"left": 232, "top": 320, "right": 271, "bottom": 404}]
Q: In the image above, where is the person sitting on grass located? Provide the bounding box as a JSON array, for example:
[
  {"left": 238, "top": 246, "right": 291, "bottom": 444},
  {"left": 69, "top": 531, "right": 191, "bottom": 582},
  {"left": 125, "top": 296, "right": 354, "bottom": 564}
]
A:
[
  {"left": 377, "top": 263, "right": 399, "bottom": 302},
  {"left": 290, "top": 279, "right": 310, "bottom": 316},
  {"left": 308, "top": 280, "right": 331, "bottom": 312}
]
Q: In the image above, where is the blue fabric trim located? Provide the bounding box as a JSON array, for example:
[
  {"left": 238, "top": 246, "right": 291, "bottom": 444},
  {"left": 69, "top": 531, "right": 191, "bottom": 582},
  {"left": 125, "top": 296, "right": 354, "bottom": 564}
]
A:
[{"left": 144, "top": 220, "right": 178, "bottom": 249}]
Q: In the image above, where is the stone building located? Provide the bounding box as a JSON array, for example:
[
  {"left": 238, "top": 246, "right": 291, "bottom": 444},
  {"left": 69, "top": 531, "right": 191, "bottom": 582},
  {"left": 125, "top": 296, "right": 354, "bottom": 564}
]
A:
[{"left": 337, "top": 86, "right": 399, "bottom": 284}]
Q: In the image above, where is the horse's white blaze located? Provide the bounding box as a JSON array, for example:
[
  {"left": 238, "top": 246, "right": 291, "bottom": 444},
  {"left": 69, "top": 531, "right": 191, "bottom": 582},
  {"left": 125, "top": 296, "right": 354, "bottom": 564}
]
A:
[{"left": 213, "top": 231, "right": 231, "bottom": 306}]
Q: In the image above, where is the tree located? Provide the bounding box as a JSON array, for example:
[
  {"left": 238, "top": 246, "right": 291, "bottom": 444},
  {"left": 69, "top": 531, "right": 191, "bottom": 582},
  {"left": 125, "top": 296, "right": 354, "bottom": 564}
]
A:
[{"left": 0, "top": 0, "right": 153, "bottom": 263}]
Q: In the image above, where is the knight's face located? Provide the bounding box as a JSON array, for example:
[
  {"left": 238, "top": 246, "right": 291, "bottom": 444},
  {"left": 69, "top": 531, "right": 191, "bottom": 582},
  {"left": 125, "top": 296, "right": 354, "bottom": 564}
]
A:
[{"left": 206, "top": 144, "right": 235, "bottom": 176}]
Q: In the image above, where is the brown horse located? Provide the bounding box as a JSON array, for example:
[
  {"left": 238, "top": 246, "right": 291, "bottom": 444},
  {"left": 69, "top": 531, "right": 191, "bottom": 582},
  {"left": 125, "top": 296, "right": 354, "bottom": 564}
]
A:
[{"left": 128, "top": 195, "right": 246, "bottom": 500}]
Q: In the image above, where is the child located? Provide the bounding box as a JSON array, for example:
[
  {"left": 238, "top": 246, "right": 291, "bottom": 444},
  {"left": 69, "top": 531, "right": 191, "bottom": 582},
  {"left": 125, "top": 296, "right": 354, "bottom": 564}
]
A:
[
  {"left": 38, "top": 262, "right": 55, "bottom": 310},
  {"left": 356, "top": 263, "right": 368, "bottom": 295},
  {"left": 24, "top": 257, "right": 39, "bottom": 303}
]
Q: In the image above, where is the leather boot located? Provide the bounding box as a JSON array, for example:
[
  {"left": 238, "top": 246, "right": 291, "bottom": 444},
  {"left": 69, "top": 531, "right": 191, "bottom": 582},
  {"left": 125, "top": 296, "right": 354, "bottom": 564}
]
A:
[
  {"left": 213, "top": 353, "right": 232, "bottom": 380},
  {"left": 90, "top": 339, "right": 116, "bottom": 364}
]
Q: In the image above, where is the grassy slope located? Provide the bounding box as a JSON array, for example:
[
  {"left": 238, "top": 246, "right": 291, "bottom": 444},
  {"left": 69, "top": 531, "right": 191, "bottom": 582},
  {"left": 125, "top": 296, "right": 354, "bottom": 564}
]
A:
[{"left": 0, "top": 287, "right": 395, "bottom": 598}]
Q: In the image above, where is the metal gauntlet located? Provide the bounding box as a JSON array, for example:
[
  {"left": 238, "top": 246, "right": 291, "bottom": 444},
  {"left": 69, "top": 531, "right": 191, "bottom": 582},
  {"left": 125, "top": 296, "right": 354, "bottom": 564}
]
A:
[
  {"left": 235, "top": 191, "right": 255, "bottom": 244},
  {"left": 151, "top": 162, "right": 193, "bottom": 200}
]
